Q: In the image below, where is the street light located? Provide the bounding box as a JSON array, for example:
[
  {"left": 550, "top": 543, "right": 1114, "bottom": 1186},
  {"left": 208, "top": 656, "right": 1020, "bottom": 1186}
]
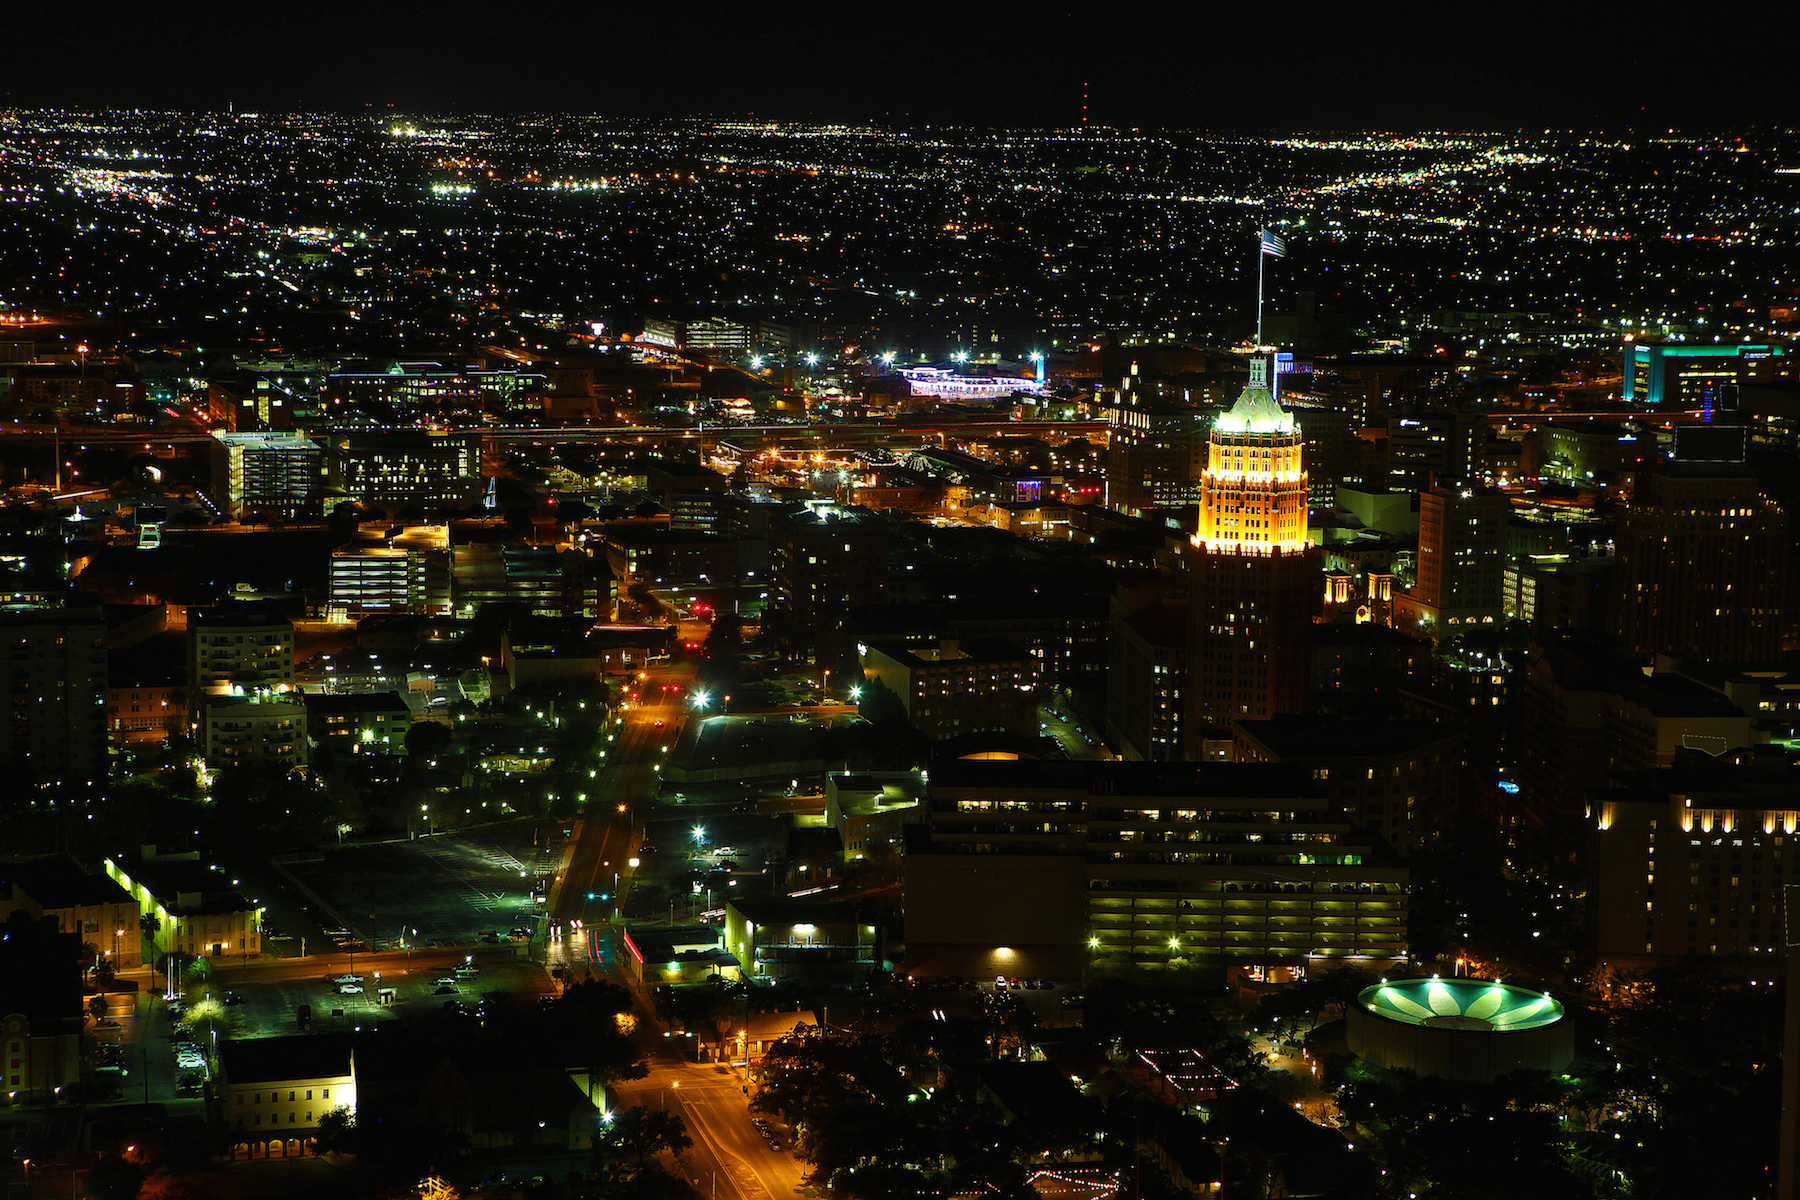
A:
[{"left": 692, "top": 689, "right": 711, "bottom": 711}]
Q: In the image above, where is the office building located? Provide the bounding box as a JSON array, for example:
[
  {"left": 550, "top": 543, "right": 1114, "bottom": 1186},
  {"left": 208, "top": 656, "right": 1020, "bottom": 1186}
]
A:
[
  {"left": 1623, "top": 341, "right": 1785, "bottom": 408},
  {"left": 0, "top": 605, "right": 108, "bottom": 789},
  {"left": 1103, "top": 401, "right": 1208, "bottom": 511},
  {"left": 1519, "top": 633, "right": 1754, "bottom": 856},
  {"left": 858, "top": 638, "right": 1036, "bottom": 741},
  {"left": 1588, "top": 747, "right": 1798, "bottom": 968},
  {"left": 210, "top": 430, "right": 325, "bottom": 519},
  {"left": 199, "top": 693, "right": 310, "bottom": 771},
  {"left": 1182, "top": 364, "right": 1320, "bottom": 747},
  {"left": 1231, "top": 716, "right": 1463, "bottom": 853},
  {"left": 768, "top": 501, "right": 889, "bottom": 666},
  {"left": 452, "top": 543, "right": 612, "bottom": 620},
  {"left": 721, "top": 898, "right": 881, "bottom": 981},
  {"left": 1610, "top": 458, "right": 1788, "bottom": 662},
  {"left": 644, "top": 460, "right": 731, "bottom": 533},
  {"left": 1395, "top": 485, "right": 1508, "bottom": 632},
  {"left": 598, "top": 526, "right": 736, "bottom": 587},
  {"left": 324, "top": 432, "right": 483, "bottom": 509},
  {"left": 1105, "top": 591, "right": 1188, "bottom": 762},
  {"left": 1385, "top": 411, "right": 1480, "bottom": 491},
  {"left": 903, "top": 760, "right": 1407, "bottom": 980}
]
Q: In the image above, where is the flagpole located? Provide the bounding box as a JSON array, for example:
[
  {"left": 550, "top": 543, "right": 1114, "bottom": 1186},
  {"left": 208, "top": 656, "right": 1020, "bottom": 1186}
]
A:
[{"left": 1255, "top": 232, "right": 1265, "bottom": 347}]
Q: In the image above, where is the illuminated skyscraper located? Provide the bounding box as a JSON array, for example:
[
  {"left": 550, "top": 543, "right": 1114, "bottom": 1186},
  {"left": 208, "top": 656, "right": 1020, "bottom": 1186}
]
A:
[{"left": 1183, "top": 361, "right": 1320, "bottom": 748}]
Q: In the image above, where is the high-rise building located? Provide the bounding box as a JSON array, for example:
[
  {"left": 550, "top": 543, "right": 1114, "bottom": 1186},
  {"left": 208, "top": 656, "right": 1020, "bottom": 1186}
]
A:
[
  {"left": 1182, "top": 364, "right": 1320, "bottom": 747},
  {"left": 1588, "top": 746, "right": 1796, "bottom": 968},
  {"left": 1105, "top": 587, "right": 1188, "bottom": 762},
  {"left": 1102, "top": 400, "right": 1209, "bottom": 511},
  {"left": 0, "top": 605, "right": 108, "bottom": 789},
  {"left": 1396, "top": 485, "right": 1508, "bottom": 632},
  {"left": 210, "top": 430, "right": 324, "bottom": 519},
  {"left": 1610, "top": 458, "right": 1788, "bottom": 662},
  {"left": 1385, "top": 411, "right": 1481, "bottom": 492},
  {"left": 768, "top": 501, "right": 889, "bottom": 667}
]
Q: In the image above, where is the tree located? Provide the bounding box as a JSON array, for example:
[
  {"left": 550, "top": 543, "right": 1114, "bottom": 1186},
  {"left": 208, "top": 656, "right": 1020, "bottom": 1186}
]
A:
[
  {"left": 314, "top": 1106, "right": 358, "bottom": 1154},
  {"left": 594, "top": 1107, "right": 691, "bottom": 1171}
]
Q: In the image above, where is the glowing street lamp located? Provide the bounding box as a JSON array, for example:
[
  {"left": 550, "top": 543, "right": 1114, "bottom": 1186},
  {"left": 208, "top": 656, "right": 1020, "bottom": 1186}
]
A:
[
  {"left": 692, "top": 826, "right": 707, "bottom": 845},
  {"left": 848, "top": 685, "right": 862, "bottom": 702},
  {"left": 692, "top": 689, "right": 711, "bottom": 711}
]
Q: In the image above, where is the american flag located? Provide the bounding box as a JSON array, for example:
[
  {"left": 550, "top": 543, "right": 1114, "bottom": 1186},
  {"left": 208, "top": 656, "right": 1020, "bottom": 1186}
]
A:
[{"left": 1259, "top": 229, "right": 1287, "bottom": 258}]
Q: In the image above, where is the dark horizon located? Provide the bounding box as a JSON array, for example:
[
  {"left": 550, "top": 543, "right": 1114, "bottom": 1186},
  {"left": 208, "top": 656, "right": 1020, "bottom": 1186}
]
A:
[{"left": 8, "top": 2, "right": 1795, "bottom": 130}]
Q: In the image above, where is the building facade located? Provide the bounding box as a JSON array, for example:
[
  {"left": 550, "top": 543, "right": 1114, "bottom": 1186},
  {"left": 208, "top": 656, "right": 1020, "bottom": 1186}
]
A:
[
  {"left": 1398, "top": 485, "right": 1508, "bottom": 631},
  {"left": 1180, "top": 365, "right": 1320, "bottom": 750},
  {"left": 1610, "top": 462, "right": 1788, "bottom": 662},
  {"left": 189, "top": 604, "right": 296, "bottom": 711},
  {"left": 0, "top": 606, "right": 109, "bottom": 790},
  {"left": 769, "top": 501, "right": 889, "bottom": 666},
  {"left": 859, "top": 638, "right": 1036, "bottom": 741},
  {"left": 210, "top": 431, "right": 324, "bottom": 519},
  {"left": 903, "top": 760, "right": 1407, "bottom": 980}
]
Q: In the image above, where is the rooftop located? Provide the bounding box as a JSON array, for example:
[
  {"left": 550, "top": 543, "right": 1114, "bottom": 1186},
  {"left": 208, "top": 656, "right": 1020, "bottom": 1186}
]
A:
[
  {"left": 218, "top": 1033, "right": 353, "bottom": 1084},
  {"left": 3, "top": 857, "right": 135, "bottom": 910},
  {"left": 1357, "top": 977, "right": 1564, "bottom": 1032}
]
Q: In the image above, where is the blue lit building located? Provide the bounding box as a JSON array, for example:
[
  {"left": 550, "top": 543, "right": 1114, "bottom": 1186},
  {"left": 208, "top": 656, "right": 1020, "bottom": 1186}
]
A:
[{"left": 1622, "top": 341, "right": 1783, "bottom": 407}]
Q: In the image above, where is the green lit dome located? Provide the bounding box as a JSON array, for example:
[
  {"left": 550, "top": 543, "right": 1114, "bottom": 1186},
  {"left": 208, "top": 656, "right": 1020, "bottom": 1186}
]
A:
[{"left": 1358, "top": 977, "right": 1564, "bottom": 1033}]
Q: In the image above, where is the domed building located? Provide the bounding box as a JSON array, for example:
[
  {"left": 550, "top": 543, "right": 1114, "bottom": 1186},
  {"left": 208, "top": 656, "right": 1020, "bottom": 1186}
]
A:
[{"left": 1345, "top": 977, "right": 1574, "bottom": 1082}]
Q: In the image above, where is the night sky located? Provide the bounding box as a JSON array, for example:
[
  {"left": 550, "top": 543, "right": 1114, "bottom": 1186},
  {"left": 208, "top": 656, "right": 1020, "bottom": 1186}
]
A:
[{"left": 7, "top": 1, "right": 1796, "bottom": 130}]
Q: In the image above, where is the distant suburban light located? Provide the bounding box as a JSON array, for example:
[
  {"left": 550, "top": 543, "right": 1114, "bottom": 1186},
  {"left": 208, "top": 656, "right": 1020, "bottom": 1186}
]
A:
[{"left": 692, "top": 826, "right": 706, "bottom": 843}]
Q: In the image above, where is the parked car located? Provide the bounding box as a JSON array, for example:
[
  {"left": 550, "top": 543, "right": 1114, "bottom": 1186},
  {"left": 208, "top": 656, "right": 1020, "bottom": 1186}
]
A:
[
  {"left": 337, "top": 984, "right": 364, "bottom": 995},
  {"left": 433, "top": 985, "right": 458, "bottom": 996},
  {"left": 331, "top": 974, "right": 364, "bottom": 985}
]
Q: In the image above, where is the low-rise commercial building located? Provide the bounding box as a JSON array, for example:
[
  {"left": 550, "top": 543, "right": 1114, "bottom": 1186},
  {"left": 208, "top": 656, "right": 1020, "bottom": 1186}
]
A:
[
  {"left": 722, "top": 898, "right": 882, "bottom": 981},
  {"left": 105, "top": 848, "right": 264, "bottom": 963},
  {"left": 304, "top": 692, "right": 411, "bottom": 756},
  {"left": 1, "top": 858, "right": 143, "bottom": 969},
  {"left": 220, "top": 1034, "right": 355, "bottom": 1160}
]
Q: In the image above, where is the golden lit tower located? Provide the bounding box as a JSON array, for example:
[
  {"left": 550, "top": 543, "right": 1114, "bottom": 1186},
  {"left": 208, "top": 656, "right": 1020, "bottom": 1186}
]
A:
[{"left": 1183, "top": 359, "right": 1320, "bottom": 751}]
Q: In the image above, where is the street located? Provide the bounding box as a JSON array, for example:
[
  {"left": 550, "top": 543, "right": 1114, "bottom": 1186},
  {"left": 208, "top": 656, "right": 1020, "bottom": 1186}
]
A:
[{"left": 614, "top": 1057, "right": 806, "bottom": 1200}]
